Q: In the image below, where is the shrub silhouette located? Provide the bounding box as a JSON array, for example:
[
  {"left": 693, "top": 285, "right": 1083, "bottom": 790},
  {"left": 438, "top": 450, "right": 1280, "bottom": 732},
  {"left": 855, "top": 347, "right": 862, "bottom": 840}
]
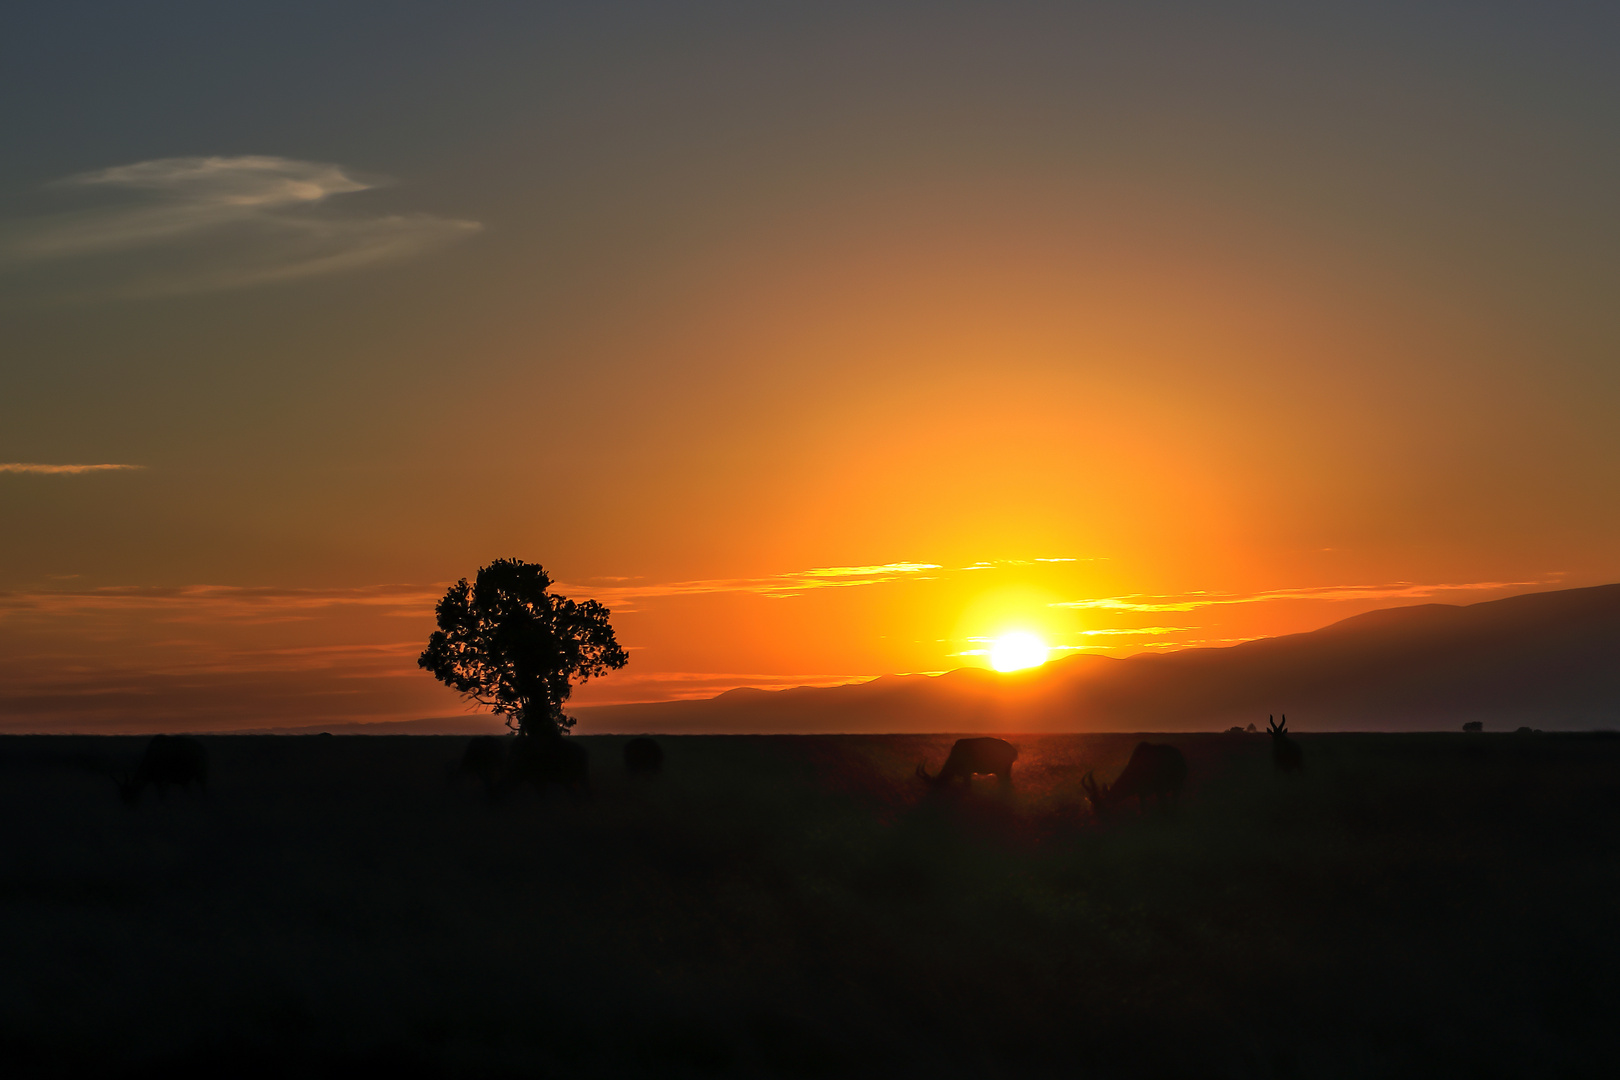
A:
[
  {"left": 418, "top": 558, "right": 627, "bottom": 738},
  {"left": 624, "top": 737, "right": 664, "bottom": 776},
  {"left": 504, "top": 733, "right": 590, "bottom": 797},
  {"left": 459, "top": 735, "right": 507, "bottom": 797},
  {"left": 454, "top": 733, "right": 590, "bottom": 801},
  {"left": 115, "top": 734, "right": 208, "bottom": 805}
]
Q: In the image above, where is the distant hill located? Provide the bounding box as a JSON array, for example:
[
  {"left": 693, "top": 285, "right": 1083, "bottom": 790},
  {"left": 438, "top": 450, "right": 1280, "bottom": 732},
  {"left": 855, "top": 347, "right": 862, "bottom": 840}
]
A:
[
  {"left": 573, "top": 583, "right": 1620, "bottom": 733},
  {"left": 234, "top": 716, "right": 509, "bottom": 736}
]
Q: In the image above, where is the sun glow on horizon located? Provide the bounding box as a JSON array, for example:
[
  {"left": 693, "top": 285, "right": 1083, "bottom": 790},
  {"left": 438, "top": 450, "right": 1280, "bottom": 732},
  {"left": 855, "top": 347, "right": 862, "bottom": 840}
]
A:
[{"left": 989, "top": 631, "right": 1049, "bottom": 672}]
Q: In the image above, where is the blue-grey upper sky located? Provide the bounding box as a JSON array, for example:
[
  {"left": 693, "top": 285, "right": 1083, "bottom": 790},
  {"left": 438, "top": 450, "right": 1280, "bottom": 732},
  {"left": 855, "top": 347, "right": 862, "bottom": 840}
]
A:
[{"left": 3, "top": 1, "right": 1619, "bottom": 726}]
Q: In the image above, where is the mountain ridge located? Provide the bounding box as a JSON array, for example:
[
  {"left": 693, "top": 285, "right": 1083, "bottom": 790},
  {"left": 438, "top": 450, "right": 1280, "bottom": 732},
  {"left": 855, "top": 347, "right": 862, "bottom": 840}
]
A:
[{"left": 574, "top": 583, "right": 1620, "bottom": 733}]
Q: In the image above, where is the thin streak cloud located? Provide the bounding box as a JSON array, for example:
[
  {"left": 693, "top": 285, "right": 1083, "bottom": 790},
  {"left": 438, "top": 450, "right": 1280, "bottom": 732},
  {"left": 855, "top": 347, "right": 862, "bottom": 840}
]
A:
[
  {"left": 560, "top": 562, "right": 942, "bottom": 602},
  {"left": 0, "top": 583, "right": 443, "bottom": 622},
  {"left": 1, "top": 156, "right": 480, "bottom": 297},
  {"left": 0, "top": 565, "right": 944, "bottom": 623},
  {"left": 0, "top": 463, "right": 144, "bottom": 474},
  {"left": 1052, "top": 580, "right": 1548, "bottom": 612},
  {"left": 1077, "top": 626, "right": 1193, "bottom": 636}
]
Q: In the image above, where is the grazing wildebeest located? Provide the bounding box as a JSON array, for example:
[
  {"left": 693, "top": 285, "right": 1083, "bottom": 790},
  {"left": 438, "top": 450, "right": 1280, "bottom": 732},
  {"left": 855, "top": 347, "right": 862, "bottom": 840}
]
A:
[
  {"left": 503, "top": 733, "right": 590, "bottom": 798},
  {"left": 624, "top": 737, "right": 664, "bottom": 776},
  {"left": 1269, "top": 714, "right": 1304, "bottom": 772},
  {"left": 1081, "top": 742, "right": 1187, "bottom": 817},
  {"left": 116, "top": 734, "right": 208, "bottom": 805},
  {"left": 916, "top": 737, "right": 1018, "bottom": 788}
]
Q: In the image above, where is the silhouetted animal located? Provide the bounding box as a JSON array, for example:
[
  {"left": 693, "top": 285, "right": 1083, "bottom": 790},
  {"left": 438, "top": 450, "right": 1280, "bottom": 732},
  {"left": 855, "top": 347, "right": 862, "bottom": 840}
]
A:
[
  {"left": 1082, "top": 742, "right": 1187, "bottom": 817},
  {"left": 1269, "top": 714, "right": 1303, "bottom": 772},
  {"left": 916, "top": 737, "right": 1017, "bottom": 788},
  {"left": 504, "top": 733, "right": 590, "bottom": 797},
  {"left": 623, "top": 737, "right": 664, "bottom": 776},
  {"left": 460, "top": 735, "right": 507, "bottom": 795},
  {"left": 116, "top": 735, "right": 208, "bottom": 805}
]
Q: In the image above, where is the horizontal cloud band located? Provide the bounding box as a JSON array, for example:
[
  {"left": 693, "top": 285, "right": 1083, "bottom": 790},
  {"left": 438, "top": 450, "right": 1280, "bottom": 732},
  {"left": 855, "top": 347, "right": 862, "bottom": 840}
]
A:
[
  {"left": 558, "top": 562, "right": 944, "bottom": 601},
  {"left": 0, "top": 463, "right": 144, "bottom": 474},
  {"left": 1052, "top": 580, "right": 1549, "bottom": 612}
]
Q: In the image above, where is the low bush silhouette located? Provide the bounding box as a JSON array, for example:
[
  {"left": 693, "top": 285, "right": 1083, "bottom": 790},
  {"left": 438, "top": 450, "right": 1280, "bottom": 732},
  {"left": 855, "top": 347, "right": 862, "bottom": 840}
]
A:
[
  {"left": 114, "top": 734, "right": 208, "bottom": 805},
  {"left": 623, "top": 737, "right": 663, "bottom": 776}
]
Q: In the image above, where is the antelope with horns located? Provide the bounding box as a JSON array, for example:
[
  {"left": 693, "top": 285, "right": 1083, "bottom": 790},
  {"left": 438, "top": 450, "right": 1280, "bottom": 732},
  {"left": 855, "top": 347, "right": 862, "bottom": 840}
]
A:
[
  {"left": 1081, "top": 742, "right": 1187, "bottom": 817},
  {"left": 916, "top": 737, "right": 1018, "bottom": 788},
  {"left": 1269, "top": 714, "right": 1304, "bottom": 773},
  {"left": 115, "top": 735, "right": 208, "bottom": 805}
]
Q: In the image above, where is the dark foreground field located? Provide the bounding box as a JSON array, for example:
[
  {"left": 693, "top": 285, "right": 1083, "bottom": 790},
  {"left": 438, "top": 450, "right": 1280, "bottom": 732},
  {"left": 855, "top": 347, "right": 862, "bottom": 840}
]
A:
[{"left": 2, "top": 732, "right": 1618, "bottom": 1078}]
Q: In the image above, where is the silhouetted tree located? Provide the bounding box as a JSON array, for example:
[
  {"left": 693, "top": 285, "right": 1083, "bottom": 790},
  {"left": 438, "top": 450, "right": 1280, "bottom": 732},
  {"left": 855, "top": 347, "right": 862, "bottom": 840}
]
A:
[{"left": 418, "top": 559, "right": 628, "bottom": 737}]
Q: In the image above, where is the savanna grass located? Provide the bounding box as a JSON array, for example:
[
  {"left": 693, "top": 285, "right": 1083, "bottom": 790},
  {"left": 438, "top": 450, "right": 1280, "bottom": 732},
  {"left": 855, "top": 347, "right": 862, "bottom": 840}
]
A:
[{"left": 0, "top": 731, "right": 1615, "bottom": 1077}]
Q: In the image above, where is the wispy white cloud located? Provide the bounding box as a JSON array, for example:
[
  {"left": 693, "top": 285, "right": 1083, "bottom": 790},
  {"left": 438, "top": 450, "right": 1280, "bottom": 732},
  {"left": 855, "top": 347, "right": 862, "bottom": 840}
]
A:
[
  {"left": 0, "top": 463, "right": 144, "bottom": 475},
  {"left": 1, "top": 156, "right": 480, "bottom": 297},
  {"left": 1052, "top": 580, "right": 1546, "bottom": 612}
]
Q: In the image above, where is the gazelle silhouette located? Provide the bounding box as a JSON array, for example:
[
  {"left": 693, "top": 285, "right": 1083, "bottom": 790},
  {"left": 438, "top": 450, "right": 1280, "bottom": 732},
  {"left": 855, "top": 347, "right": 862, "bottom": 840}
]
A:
[{"left": 1269, "top": 714, "right": 1303, "bottom": 772}]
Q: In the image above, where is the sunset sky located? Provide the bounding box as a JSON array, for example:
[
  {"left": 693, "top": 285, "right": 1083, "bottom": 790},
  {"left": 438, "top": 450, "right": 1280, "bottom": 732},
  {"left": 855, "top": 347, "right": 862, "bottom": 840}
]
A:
[{"left": 3, "top": 3, "right": 1618, "bottom": 730}]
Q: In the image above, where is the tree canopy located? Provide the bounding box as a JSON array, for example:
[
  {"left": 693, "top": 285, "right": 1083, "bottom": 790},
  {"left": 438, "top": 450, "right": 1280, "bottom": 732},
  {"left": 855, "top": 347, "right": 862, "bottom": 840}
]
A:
[{"left": 417, "top": 559, "right": 628, "bottom": 736}]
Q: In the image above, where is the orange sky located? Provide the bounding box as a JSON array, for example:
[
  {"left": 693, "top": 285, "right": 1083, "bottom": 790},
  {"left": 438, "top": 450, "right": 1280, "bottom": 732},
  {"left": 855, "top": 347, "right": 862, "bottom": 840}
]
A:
[{"left": 2, "top": 5, "right": 1618, "bottom": 730}]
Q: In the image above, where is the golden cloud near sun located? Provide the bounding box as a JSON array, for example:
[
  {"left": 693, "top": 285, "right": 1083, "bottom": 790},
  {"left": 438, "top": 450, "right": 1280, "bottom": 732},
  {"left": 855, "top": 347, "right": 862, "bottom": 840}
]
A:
[{"left": 990, "top": 632, "right": 1049, "bottom": 672}]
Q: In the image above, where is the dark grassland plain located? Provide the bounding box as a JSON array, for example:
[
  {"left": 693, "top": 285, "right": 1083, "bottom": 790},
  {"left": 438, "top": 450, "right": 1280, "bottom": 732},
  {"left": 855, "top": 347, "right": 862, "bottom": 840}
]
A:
[{"left": 1, "top": 732, "right": 1617, "bottom": 1078}]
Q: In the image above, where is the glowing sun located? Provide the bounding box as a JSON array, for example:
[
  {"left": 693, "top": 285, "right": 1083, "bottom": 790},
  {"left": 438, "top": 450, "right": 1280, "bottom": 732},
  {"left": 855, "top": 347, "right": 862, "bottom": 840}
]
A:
[{"left": 990, "top": 631, "right": 1049, "bottom": 672}]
